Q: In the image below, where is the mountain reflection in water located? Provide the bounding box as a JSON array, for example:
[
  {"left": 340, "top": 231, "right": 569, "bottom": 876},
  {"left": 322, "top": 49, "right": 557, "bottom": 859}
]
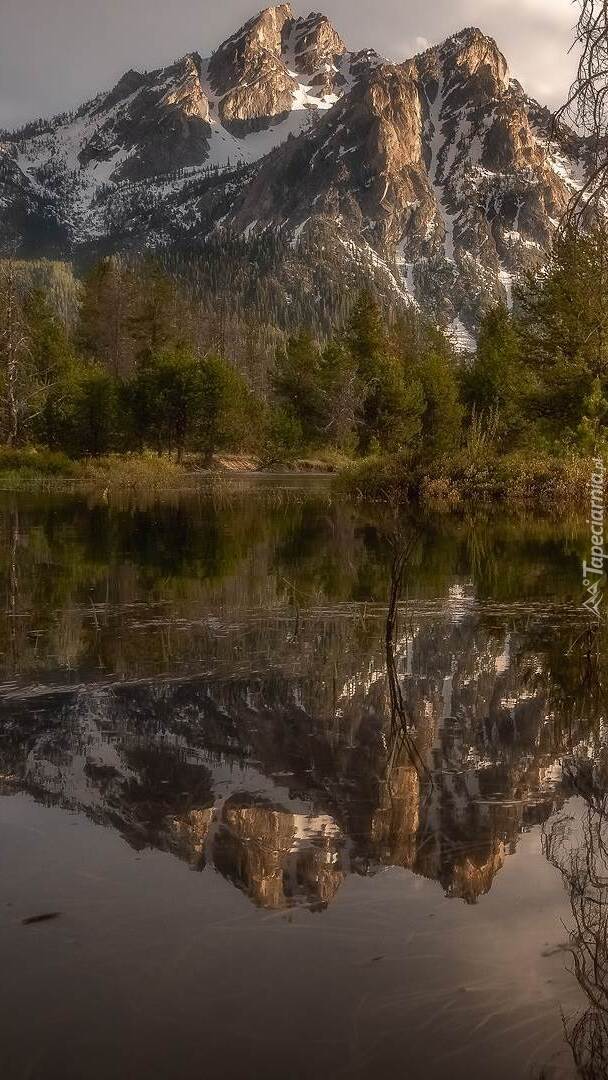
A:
[{"left": 0, "top": 481, "right": 605, "bottom": 1080}]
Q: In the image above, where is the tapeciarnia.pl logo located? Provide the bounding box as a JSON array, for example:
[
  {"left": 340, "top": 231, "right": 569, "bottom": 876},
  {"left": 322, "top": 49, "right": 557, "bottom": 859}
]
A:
[{"left": 582, "top": 456, "right": 607, "bottom": 620}]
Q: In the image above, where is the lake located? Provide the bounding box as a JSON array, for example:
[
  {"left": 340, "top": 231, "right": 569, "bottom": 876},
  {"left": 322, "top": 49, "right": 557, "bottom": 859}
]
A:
[{"left": 0, "top": 478, "right": 605, "bottom": 1080}]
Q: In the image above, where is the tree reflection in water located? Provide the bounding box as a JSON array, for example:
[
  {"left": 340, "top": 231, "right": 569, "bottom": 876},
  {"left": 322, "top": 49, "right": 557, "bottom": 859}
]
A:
[
  {"left": 543, "top": 626, "right": 608, "bottom": 1080},
  {"left": 384, "top": 527, "right": 431, "bottom": 783},
  {"left": 3, "top": 484, "right": 608, "bottom": 1077}
]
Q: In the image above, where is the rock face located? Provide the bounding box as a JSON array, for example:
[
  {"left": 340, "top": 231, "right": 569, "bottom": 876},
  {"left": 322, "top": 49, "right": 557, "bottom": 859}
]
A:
[
  {"left": 84, "top": 54, "right": 213, "bottom": 182},
  {"left": 209, "top": 4, "right": 297, "bottom": 134},
  {"left": 208, "top": 4, "right": 294, "bottom": 92},
  {"left": 293, "top": 10, "right": 347, "bottom": 95},
  {"left": 0, "top": 6, "right": 588, "bottom": 335}
]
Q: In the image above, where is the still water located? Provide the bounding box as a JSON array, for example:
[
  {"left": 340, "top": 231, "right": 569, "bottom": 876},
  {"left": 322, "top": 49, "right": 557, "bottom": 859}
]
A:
[{"left": 0, "top": 479, "right": 605, "bottom": 1080}]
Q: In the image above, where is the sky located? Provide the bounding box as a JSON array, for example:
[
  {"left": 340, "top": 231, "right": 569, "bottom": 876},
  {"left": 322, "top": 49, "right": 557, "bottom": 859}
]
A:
[{"left": 0, "top": 0, "right": 579, "bottom": 130}]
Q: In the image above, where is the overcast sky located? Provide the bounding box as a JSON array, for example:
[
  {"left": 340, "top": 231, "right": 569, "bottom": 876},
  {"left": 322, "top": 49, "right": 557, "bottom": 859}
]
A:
[{"left": 0, "top": 0, "right": 578, "bottom": 130}]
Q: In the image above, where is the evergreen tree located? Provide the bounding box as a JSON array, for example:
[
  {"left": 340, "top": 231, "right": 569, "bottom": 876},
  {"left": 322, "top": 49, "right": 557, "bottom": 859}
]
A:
[
  {"left": 318, "top": 340, "right": 361, "bottom": 452},
  {"left": 462, "top": 304, "right": 526, "bottom": 444},
  {"left": 126, "top": 348, "right": 256, "bottom": 462},
  {"left": 346, "top": 290, "right": 390, "bottom": 374},
  {"left": 196, "top": 353, "right": 258, "bottom": 464},
  {"left": 578, "top": 377, "right": 608, "bottom": 453},
  {"left": 519, "top": 224, "right": 608, "bottom": 443},
  {"left": 264, "top": 407, "right": 303, "bottom": 462},
  {"left": 129, "top": 260, "right": 183, "bottom": 361},
  {"left": 271, "top": 332, "right": 325, "bottom": 448},
  {"left": 346, "top": 292, "right": 425, "bottom": 454},
  {"left": 125, "top": 348, "right": 201, "bottom": 459},
  {"left": 43, "top": 362, "right": 118, "bottom": 457},
  {"left": 393, "top": 306, "right": 463, "bottom": 457},
  {"left": 78, "top": 258, "right": 133, "bottom": 377},
  {"left": 414, "top": 349, "right": 463, "bottom": 457}
]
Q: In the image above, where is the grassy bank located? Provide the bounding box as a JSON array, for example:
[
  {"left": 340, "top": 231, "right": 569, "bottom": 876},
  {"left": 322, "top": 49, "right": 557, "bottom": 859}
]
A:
[
  {"left": 0, "top": 447, "right": 344, "bottom": 492},
  {"left": 342, "top": 449, "right": 602, "bottom": 511},
  {"left": 0, "top": 446, "right": 602, "bottom": 512}
]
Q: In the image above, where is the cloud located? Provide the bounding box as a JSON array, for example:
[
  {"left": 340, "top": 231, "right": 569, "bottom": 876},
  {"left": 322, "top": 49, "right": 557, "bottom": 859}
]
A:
[{"left": 0, "top": 0, "right": 579, "bottom": 129}]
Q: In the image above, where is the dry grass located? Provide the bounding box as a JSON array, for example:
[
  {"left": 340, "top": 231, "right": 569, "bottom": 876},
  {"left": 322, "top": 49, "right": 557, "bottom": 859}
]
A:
[
  {"left": 343, "top": 449, "right": 604, "bottom": 513},
  {"left": 81, "top": 451, "right": 197, "bottom": 489}
]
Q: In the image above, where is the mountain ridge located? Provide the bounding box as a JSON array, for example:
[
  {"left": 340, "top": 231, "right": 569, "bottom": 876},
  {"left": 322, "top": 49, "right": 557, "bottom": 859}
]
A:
[{"left": 0, "top": 5, "right": 587, "bottom": 338}]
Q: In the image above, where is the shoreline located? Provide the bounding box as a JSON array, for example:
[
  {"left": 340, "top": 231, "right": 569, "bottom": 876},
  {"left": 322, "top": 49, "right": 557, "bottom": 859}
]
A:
[
  {"left": 0, "top": 450, "right": 341, "bottom": 495},
  {"left": 0, "top": 448, "right": 604, "bottom": 514}
]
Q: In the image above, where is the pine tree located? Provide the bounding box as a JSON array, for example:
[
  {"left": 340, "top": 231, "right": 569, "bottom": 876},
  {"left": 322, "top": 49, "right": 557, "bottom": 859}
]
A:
[
  {"left": 271, "top": 332, "right": 325, "bottom": 448},
  {"left": 345, "top": 290, "right": 390, "bottom": 377},
  {"left": 463, "top": 304, "right": 526, "bottom": 444},
  {"left": 42, "top": 362, "right": 118, "bottom": 457},
  {"left": 519, "top": 224, "right": 608, "bottom": 443},
  {"left": 196, "top": 353, "right": 259, "bottom": 464},
  {"left": 318, "top": 340, "right": 361, "bottom": 452},
  {"left": 346, "top": 292, "right": 425, "bottom": 454},
  {"left": 78, "top": 257, "right": 133, "bottom": 377},
  {"left": 25, "top": 288, "right": 72, "bottom": 381},
  {"left": 129, "top": 260, "right": 182, "bottom": 361}
]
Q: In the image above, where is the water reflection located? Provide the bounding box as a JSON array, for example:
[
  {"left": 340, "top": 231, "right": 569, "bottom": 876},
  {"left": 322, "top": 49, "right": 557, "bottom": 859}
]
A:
[
  {"left": 0, "top": 485, "right": 601, "bottom": 919},
  {"left": 0, "top": 486, "right": 589, "bottom": 687},
  {"left": 543, "top": 658, "right": 608, "bottom": 1080},
  {"left": 2, "top": 484, "right": 607, "bottom": 1079}
]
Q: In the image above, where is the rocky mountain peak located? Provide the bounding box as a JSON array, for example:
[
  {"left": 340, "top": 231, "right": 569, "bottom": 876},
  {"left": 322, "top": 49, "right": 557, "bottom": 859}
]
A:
[
  {"left": 158, "top": 53, "right": 208, "bottom": 117},
  {"left": 78, "top": 51, "right": 211, "bottom": 182},
  {"left": 441, "top": 27, "right": 509, "bottom": 92},
  {"left": 102, "top": 69, "right": 148, "bottom": 111},
  {"left": 232, "top": 3, "right": 296, "bottom": 50},
  {"left": 208, "top": 5, "right": 295, "bottom": 94},
  {"left": 206, "top": 5, "right": 303, "bottom": 135},
  {"left": 292, "top": 11, "right": 347, "bottom": 74},
  {"left": 0, "top": 6, "right": 588, "bottom": 341}
]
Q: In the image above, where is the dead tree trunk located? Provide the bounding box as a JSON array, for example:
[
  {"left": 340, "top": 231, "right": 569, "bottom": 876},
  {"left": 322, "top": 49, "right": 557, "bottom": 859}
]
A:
[{"left": 0, "top": 260, "right": 29, "bottom": 446}]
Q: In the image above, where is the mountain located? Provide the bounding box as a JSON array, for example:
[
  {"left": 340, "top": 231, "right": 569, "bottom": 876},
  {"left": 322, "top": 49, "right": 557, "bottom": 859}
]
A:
[
  {"left": 0, "top": 607, "right": 574, "bottom": 910},
  {"left": 0, "top": 5, "right": 588, "bottom": 338}
]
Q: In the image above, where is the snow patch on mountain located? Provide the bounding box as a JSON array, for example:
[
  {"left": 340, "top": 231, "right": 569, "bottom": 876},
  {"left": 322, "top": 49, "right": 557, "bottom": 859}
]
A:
[{"left": 0, "top": 7, "right": 590, "bottom": 337}]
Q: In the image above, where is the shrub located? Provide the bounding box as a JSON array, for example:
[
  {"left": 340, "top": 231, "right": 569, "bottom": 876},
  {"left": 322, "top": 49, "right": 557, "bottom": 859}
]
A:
[
  {"left": 0, "top": 446, "right": 80, "bottom": 477},
  {"left": 340, "top": 452, "right": 414, "bottom": 502}
]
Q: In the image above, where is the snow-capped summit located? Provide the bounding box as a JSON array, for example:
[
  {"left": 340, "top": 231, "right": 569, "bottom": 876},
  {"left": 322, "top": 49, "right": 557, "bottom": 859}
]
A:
[{"left": 0, "top": 5, "right": 589, "bottom": 334}]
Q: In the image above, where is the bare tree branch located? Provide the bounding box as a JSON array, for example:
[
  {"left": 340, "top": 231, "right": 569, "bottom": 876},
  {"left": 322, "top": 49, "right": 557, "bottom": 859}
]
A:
[{"left": 555, "top": 1, "right": 608, "bottom": 226}]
